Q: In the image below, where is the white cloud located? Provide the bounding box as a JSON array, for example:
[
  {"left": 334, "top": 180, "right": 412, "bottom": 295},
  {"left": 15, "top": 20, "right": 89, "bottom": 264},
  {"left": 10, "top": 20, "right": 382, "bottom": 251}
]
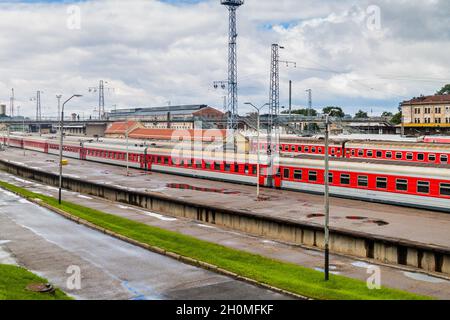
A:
[{"left": 0, "top": 0, "right": 449, "bottom": 118}]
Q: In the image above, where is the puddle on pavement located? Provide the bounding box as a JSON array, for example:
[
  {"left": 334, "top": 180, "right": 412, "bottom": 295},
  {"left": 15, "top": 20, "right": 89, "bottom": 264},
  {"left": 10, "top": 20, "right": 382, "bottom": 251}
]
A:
[
  {"left": 346, "top": 216, "right": 389, "bottom": 226},
  {"left": 403, "top": 272, "right": 447, "bottom": 284},
  {"left": 166, "top": 183, "right": 240, "bottom": 195},
  {"left": 306, "top": 213, "right": 325, "bottom": 218}
]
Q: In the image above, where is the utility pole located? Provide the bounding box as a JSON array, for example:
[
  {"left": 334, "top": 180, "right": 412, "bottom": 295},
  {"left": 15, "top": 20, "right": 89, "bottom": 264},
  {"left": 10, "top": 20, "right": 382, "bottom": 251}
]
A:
[
  {"left": 10, "top": 88, "right": 14, "bottom": 117},
  {"left": 267, "top": 44, "right": 296, "bottom": 187},
  {"left": 306, "top": 89, "right": 312, "bottom": 134},
  {"left": 221, "top": 0, "right": 244, "bottom": 131},
  {"left": 89, "top": 80, "right": 114, "bottom": 120},
  {"left": 31, "top": 91, "right": 42, "bottom": 135},
  {"left": 56, "top": 95, "right": 62, "bottom": 122},
  {"left": 324, "top": 112, "right": 331, "bottom": 281}
]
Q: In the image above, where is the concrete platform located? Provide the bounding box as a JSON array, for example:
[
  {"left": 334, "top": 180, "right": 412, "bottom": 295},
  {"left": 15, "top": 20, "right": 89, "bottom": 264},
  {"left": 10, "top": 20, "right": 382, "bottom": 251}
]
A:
[{"left": 1, "top": 148, "right": 449, "bottom": 249}]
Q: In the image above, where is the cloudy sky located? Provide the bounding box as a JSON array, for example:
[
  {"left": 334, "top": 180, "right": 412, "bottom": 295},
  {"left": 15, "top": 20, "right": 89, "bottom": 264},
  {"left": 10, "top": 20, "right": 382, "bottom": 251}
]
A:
[{"left": 0, "top": 0, "right": 449, "bottom": 118}]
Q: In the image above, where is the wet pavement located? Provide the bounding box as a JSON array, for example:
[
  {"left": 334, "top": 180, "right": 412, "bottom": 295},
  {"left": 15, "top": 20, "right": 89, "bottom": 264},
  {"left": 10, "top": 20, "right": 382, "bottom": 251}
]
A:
[
  {"left": 1, "top": 171, "right": 449, "bottom": 299},
  {"left": 1, "top": 148, "right": 449, "bottom": 248},
  {"left": 0, "top": 188, "right": 291, "bottom": 300}
]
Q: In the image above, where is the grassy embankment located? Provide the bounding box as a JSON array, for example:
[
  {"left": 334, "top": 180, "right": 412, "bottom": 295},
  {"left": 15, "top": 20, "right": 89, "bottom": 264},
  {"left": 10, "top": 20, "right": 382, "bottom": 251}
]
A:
[
  {"left": 0, "top": 264, "right": 71, "bottom": 300},
  {"left": 0, "top": 180, "right": 431, "bottom": 300}
]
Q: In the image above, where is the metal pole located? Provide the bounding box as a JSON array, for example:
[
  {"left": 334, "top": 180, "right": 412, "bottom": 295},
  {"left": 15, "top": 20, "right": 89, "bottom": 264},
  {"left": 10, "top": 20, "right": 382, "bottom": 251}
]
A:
[
  {"left": 58, "top": 105, "right": 64, "bottom": 204},
  {"left": 126, "top": 119, "right": 129, "bottom": 176},
  {"left": 289, "top": 80, "right": 292, "bottom": 121},
  {"left": 324, "top": 113, "right": 330, "bottom": 281},
  {"left": 256, "top": 110, "right": 260, "bottom": 198},
  {"left": 58, "top": 95, "right": 82, "bottom": 204}
]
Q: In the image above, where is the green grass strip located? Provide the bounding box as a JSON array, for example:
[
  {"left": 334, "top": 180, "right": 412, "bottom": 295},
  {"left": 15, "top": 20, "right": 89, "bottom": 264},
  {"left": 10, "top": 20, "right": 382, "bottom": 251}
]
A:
[
  {"left": 0, "top": 180, "right": 431, "bottom": 300},
  {"left": 0, "top": 264, "right": 71, "bottom": 300}
]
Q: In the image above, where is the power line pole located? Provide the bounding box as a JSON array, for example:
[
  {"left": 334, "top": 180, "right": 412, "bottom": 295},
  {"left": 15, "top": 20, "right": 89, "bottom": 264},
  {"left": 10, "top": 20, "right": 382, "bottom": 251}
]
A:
[
  {"left": 89, "top": 80, "right": 114, "bottom": 120},
  {"left": 306, "top": 89, "right": 312, "bottom": 133},
  {"left": 56, "top": 95, "right": 62, "bottom": 122},
  {"left": 221, "top": 0, "right": 244, "bottom": 131},
  {"left": 10, "top": 88, "right": 14, "bottom": 117},
  {"left": 267, "top": 44, "right": 296, "bottom": 187}
]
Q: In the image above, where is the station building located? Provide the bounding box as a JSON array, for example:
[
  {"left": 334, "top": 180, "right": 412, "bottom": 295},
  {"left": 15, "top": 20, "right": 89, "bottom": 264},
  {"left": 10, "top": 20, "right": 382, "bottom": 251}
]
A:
[{"left": 401, "top": 94, "right": 450, "bottom": 135}]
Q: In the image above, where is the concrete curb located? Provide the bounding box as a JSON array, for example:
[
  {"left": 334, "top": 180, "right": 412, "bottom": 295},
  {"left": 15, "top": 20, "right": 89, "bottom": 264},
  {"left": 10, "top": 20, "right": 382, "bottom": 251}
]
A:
[{"left": 3, "top": 187, "right": 310, "bottom": 301}]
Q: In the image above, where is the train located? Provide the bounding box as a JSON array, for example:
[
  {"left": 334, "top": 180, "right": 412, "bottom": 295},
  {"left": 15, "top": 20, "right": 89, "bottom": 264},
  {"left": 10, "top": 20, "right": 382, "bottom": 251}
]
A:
[
  {"left": 250, "top": 138, "right": 450, "bottom": 165},
  {"left": 1, "top": 134, "right": 450, "bottom": 213}
]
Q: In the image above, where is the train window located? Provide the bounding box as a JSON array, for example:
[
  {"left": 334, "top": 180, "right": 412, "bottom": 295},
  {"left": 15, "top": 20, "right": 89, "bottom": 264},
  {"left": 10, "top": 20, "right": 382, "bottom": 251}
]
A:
[
  {"left": 291, "top": 146, "right": 296, "bottom": 152},
  {"left": 386, "top": 152, "right": 392, "bottom": 159},
  {"left": 224, "top": 164, "right": 231, "bottom": 172},
  {"left": 340, "top": 174, "right": 350, "bottom": 185},
  {"left": 309, "top": 171, "right": 317, "bottom": 182},
  {"left": 305, "top": 147, "right": 309, "bottom": 152},
  {"left": 294, "top": 170, "right": 302, "bottom": 180},
  {"left": 376, "top": 177, "right": 388, "bottom": 189},
  {"left": 164, "top": 157, "right": 169, "bottom": 165},
  {"left": 396, "top": 179, "right": 408, "bottom": 191},
  {"left": 351, "top": 150, "right": 355, "bottom": 156},
  {"left": 252, "top": 166, "right": 257, "bottom": 175},
  {"left": 283, "top": 168, "right": 290, "bottom": 179},
  {"left": 406, "top": 153, "right": 413, "bottom": 160},
  {"left": 214, "top": 163, "right": 221, "bottom": 171},
  {"left": 367, "top": 150, "right": 373, "bottom": 157},
  {"left": 245, "top": 165, "right": 249, "bottom": 174},
  {"left": 396, "top": 152, "right": 402, "bottom": 159},
  {"left": 312, "top": 147, "right": 316, "bottom": 153},
  {"left": 417, "top": 181, "right": 430, "bottom": 194},
  {"left": 376, "top": 151, "right": 382, "bottom": 158},
  {"left": 358, "top": 150, "right": 364, "bottom": 157},
  {"left": 357, "top": 176, "right": 368, "bottom": 187},
  {"left": 328, "top": 173, "right": 333, "bottom": 183},
  {"left": 205, "top": 163, "right": 211, "bottom": 170},
  {"left": 318, "top": 147, "right": 323, "bottom": 153},
  {"left": 440, "top": 155, "right": 448, "bottom": 163},
  {"left": 440, "top": 183, "right": 450, "bottom": 196},
  {"left": 330, "top": 148, "right": 336, "bottom": 155},
  {"left": 279, "top": 146, "right": 283, "bottom": 151},
  {"left": 428, "top": 154, "right": 436, "bottom": 161},
  {"left": 417, "top": 154, "right": 424, "bottom": 161}
]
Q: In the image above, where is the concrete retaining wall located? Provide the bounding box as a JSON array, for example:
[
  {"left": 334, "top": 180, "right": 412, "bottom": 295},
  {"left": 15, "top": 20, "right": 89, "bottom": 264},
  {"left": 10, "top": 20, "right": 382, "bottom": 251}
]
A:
[{"left": 1, "top": 159, "right": 449, "bottom": 276}]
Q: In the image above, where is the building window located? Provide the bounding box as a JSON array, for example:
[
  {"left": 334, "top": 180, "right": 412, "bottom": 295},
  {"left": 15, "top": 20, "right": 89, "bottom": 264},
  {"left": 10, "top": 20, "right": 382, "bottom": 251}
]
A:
[
  {"left": 396, "top": 179, "right": 408, "bottom": 191},
  {"left": 417, "top": 181, "right": 430, "bottom": 194},
  {"left": 376, "top": 177, "right": 388, "bottom": 189}
]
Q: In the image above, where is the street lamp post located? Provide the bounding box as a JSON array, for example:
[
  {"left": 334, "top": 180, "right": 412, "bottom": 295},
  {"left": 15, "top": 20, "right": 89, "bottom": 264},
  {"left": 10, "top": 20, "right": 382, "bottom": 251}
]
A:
[
  {"left": 58, "top": 94, "right": 83, "bottom": 204},
  {"left": 323, "top": 108, "right": 338, "bottom": 281},
  {"left": 245, "top": 102, "right": 269, "bottom": 199},
  {"left": 126, "top": 119, "right": 130, "bottom": 176}
]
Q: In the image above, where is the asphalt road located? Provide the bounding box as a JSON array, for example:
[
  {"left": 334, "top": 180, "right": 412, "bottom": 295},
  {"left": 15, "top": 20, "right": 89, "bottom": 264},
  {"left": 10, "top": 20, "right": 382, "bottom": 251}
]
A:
[{"left": 0, "top": 189, "right": 291, "bottom": 300}]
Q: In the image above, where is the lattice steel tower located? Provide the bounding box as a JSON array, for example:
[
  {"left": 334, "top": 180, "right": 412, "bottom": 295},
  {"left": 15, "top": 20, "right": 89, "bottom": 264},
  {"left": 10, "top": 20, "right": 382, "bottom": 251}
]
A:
[{"left": 221, "top": 0, "right": 244, "bottom": 130}]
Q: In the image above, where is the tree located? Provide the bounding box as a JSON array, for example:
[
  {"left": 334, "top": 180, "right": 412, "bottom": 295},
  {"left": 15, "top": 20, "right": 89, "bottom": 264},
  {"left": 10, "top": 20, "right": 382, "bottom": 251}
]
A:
[
  {"left": 322, "top": 106, "right": 345, "bottom": 118},
  {"left": 381, "top": 111, "right": 393, "bottom": 118},
  {"left": 437, "top": 84, "right": 450, "bottom": 95},
  {"left": 354, "top": 110, "right": 369, "bottom": 119},
  {"left": 391, "top": 112, "right": 402, "bottom": 125}
]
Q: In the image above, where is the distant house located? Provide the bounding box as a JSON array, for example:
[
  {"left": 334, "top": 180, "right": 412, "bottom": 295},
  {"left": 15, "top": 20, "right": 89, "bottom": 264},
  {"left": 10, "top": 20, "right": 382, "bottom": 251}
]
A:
[{"left": 104, "top": 121, "right": 143, "bottom": 138}]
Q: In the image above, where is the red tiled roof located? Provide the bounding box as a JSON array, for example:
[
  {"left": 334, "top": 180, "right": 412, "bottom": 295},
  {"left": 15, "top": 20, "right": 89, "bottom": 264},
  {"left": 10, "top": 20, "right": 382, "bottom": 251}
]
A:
[
  {"left": 401, "top": 94, "right": 450, "bottom": 106},
  {"left": 105, "top": 121, "right": 140, "bottom": 134},
  {"left": 129, "top": 128, "right": 228, "bottom": 142}
]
